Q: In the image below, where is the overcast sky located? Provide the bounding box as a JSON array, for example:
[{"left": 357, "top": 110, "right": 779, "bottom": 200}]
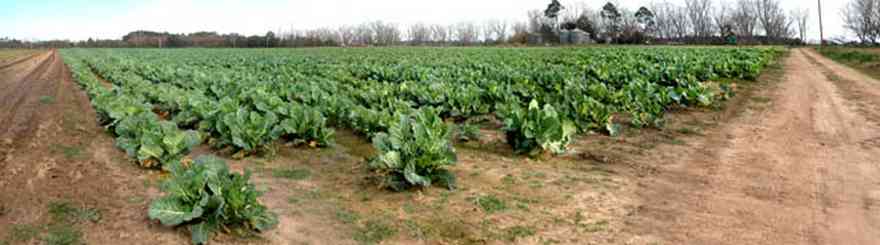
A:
[{"left": 1, "top": 0, "right": 849, "bottom": 42}]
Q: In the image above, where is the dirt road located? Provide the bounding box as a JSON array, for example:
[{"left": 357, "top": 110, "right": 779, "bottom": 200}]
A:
[
  {"left": 630, "top": 49, "right": 880, "bottom": 244},
  {"left": 0, "top": 50, "right": 185, "bottom": 244}
]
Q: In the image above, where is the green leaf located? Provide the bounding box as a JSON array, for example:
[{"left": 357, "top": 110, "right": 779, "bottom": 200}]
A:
[
  {"left": 251, "top": 212, "right": 279, "bottom": 232},
  {"left": 403, "top": 163, "right": 430, "bottom": 187},
  {"left": 190, "top": 221, "right": 213, "bottom": 245},
  {"left": 148, "top": 196, "right": 203, "bottom": 226},
  {"left": 138, "top": 143, "right": 165, "bottom": 161}
]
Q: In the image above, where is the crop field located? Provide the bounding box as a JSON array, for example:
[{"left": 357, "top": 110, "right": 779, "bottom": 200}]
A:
[
  {"left": 45, "top": 47, "right": 780, "bottom": 243},
  {"left": 4, "top": 45, "right": 880, "bottom": 244},
  {"left": 61, "top": 47, "right": 777, "bottom": 163}
]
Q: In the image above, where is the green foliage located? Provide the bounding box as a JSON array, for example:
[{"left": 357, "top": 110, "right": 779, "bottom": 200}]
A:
[
  {"left": 272, "top": 168, "right": 311, "bottom": 180},
  {"left": 499, "top": 100, "right": 577, "bottom": 156},
  {"left": 473, "top": 194, "right": 507, "bottom": 214},
  {"left": 368, "top": 108, "right": 458, "bottom": 191},
  {"left": 277, "top": 104, "right": 335, "bottom": 147},
  {"left": 43, "top": 226, "right": 84, "bottom": 245},
  {"left": 353, "top": 219, "right": 398, "bottom": 244},
  {"left": 148, "top": 155, "right": 278, "bottom": 244},
  {"left": 215, "top": 105, "right": 281, "bottom": 153},
  {"left": 115, "top": 113, "right": 201, "bottom": 168},
  {"left": 454, "top": 123, "right": 482, "bottom": 142}
]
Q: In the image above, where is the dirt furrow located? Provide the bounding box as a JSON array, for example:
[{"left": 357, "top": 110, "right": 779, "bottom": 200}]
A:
[
  {"left": 629, "top": 48, "right": 880, "bottom": 245},
  {"left": 0, "top": 52, "right": 58, "bottom": 147}
]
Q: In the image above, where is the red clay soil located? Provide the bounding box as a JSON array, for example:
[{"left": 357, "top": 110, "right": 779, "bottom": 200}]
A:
[
  {"left": 627, "top": 48, "right": 880, "bottom": 244},
  {"left": 2, "top": 48, "right": 879, "bottom": 245},
  {"left": 0, "top": 50, "right": 186, "bottom": 244}
]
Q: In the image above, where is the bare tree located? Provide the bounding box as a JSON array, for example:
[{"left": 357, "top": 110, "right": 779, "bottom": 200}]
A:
[
  {"left": 486, "top": 19, "right": 510, "bottom": 43},
  {"left": 453, "top": 22, "right": 480, "bottom": 45},
  {"left": 790, "top": 8, "right": 810, "bottom": 42},
  {"left": 430, "top": 24, "right": 450, "bottom": 44},
  {"left": 842, "top": 0, "right": 880, "bottom": 44},
  {"left": 713, "top": 1, "right": 733, "bottom": 35},
  {"left": 686, "top": 0, "right": 714, "bottom": 37},
  {"left": 651, "top": 1, "right": 675, "bottom": 39},
  {"left": 528, "top": 9, "right": 546, "bottom": 33},
  {"left": 370, "top": 21, "right": 401, "bottom": 46},
  {"left": 731, "top": 0, "right": 758, "bottom": 37},
  {"left": 755, "top": 0, "right": 793, "bottom": 38},
  {"left": 338, "top": 26, "right": 355, "bottom": 46},
  {"left": 408, "top": 23, "right": 431, "bottom": 45},
  {"left": 354, "top": 23, "right": 374, "bottom": 45},
  {"left": 669, "top": 4, "right": 690, "bottom": 38}
]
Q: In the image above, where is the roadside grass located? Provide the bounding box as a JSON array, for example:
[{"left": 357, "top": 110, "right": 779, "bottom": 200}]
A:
[
  {"left": 39, "top": 95, "right": 55, "bottom": 104},
  {"left": 0, "top": 200, "right": 96, "bottom": 245},
  {"left": 816, "top": 47, "right": 880, "bottom": 81},
  {"left": 49, "top": 144, "right": 85, "bottom": 160},
  {"left": 271, "top": 167, "right": 311, "bottom": 180}
]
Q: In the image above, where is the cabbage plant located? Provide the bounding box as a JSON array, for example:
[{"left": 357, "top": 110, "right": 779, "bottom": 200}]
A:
[
  {"left": 368, "top": 108, "right": 458, "bottom": 191},
  {"left": 499, "top": 100, "right": 577, "bottom": 156},
  {"left": 149, "top": 155, "right": 277, "bottom": 244}
]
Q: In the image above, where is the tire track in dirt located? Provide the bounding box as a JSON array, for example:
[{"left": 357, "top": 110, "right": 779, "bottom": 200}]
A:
[
  {"left": 0, "top": 52, "right": 42, "bottom": 71},
  {"left": 0, "top": 51, "right": 57, "bottom": 147},
  {"left": 628, "top": 48, "right": 880, "bottom": 245},
  {"left": 0, "top": 51, "right": 187, "bottom": 244}
]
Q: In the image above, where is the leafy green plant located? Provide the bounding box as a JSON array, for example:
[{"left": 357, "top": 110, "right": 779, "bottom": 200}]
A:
[
  {"left": 498, "top": 100, "right": 577, "bottom": 156},
  {"left": 148, "top": 155, "right": 278, "bottom": 245},
  {"left": 215, "top": 108, "right": 280, "bottom": 154},
  {"left": 277, "top": 104, "right": 334, "bottom": 147},
  {"left": 115, "top": 113, "right": 201, "bottom": 168},
  {"left": 367, "top": 108, "right": 458, "bottom": 191}
]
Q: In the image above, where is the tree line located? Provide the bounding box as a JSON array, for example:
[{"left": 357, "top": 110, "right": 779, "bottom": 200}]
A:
[{"left": 6, "top": 0, "right": 870, "bottom": 49}]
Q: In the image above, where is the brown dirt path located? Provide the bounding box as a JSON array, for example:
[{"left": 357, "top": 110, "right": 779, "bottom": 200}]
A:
[
  {"left": 0, "top": 50, "right": 186, "bottom": 244},
  {"left": 628, "top": 48, "right": 880, "bottom": 244}
]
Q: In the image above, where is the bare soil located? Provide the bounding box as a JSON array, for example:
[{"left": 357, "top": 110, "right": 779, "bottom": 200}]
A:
[
  {"left": 628, "top": 48, "right": 880, "bottom": 245},
  {"left": 0, "top": 50, "right": 186, "bottom": 244},
  {"left": 1, "top": 48, "right": 878, "bottom": 245}
]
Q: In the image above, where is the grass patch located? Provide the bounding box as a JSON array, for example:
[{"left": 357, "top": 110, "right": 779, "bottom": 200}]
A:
[
  {"left": 43, "top": 225, "right": 83, "bottom": 245},
  {"left": 335, "top": 209, "right": 360, "bottom": 224},
  {"left": 49, "top": 144, "right": 83, "bottom": 160},
  {"left": 750, "top": 96, "right": 772, "bottom": 104},
  {"left": 6, "top": 224, "right": 39, "bottom": 242},
  {"left": 472, "top": 194, "right": 507, "bottom": 214},
  {"left": 582, "top": 220, "right": 609, "bottom": 233},
  {"left": 39, "top": 96, "right": 55, "bottom": 104},
  {"left": 271, "top": 168, "right": 311, "bottom": 180},
  {"left": 354, "top": 219, "right": 398, "bottom": 244},
  {"left": 47, "top": 201, "right": 100, "bottom": 224},
  {"left": 501, "top": 225, "right": 536, "bottom": 241},
  {"left": 676, "top": 127, "right": 702, "bottom": 135}
]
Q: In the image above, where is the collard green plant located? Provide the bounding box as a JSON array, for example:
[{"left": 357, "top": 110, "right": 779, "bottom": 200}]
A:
[
  {"left": 499, "top": 100, "right": 577, "bottom": 156},
  {"left": 148, "top": 155, "right": 278, "bottom": 245},
  {"left": 215, "top": 108, "right": 281, "bottom": 154},
  {"left": 367, "top": 108, "right": 458, "bottom": 191},
  {"left": 277, "top": 104, "right": 335, "bottom": 147},
  {"left": 115, "top": 113, "right": 201, "bottom": 168}
]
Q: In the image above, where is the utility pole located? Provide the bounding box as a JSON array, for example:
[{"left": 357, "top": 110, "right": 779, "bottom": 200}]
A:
[{"left": 818, "top": 0, "right": 824, "bottom": 45}]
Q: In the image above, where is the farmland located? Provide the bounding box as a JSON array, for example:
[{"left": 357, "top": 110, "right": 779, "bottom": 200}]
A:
[
  {"left": 4, "top": 46, "right": 880, "bottom": 245},
  {"left": 61, "top": 47, "right": 778, "bottom": 163},
  {"left": 55, "top": 46, "right": 781, "bottom": 243}
]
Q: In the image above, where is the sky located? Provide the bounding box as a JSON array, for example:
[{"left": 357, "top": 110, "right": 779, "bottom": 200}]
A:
[{"left": 0, "top": 0, "right": 849, "bottom": 42}]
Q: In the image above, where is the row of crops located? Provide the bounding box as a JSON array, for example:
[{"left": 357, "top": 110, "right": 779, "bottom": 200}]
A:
[{"left": 60, "top": 47, "right": 779, "bottom": 243}]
